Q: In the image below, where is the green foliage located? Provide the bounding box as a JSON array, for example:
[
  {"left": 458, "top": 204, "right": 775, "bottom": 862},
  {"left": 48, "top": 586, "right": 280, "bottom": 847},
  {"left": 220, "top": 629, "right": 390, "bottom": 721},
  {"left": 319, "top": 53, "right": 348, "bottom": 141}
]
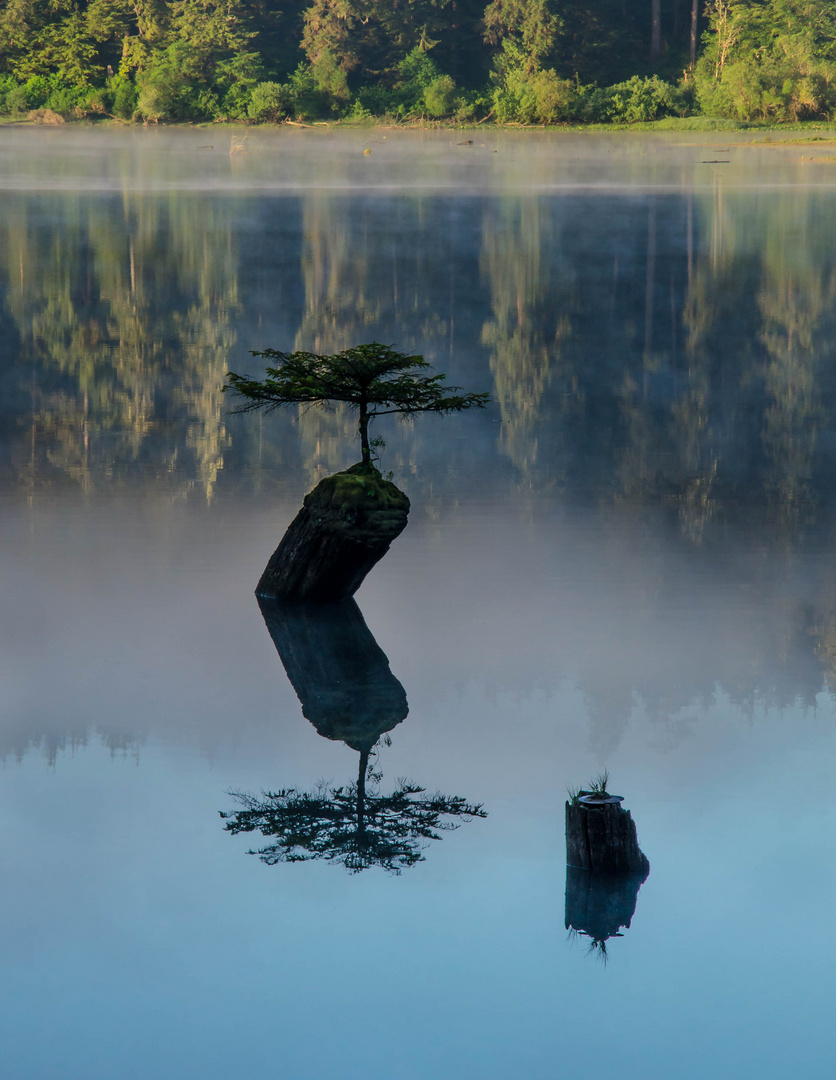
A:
[
  {"left": 607, "top": 76, "right": 690, "bottom": 123},
  {"left": 0, "top": 0, "right": 834, "bottom": 124},
  {"left": 44, "top": 81, "right": 86, "bottom": 115},
  {"left": 248, "top": 80, "right": 291, "bottom": 123},
  {"left": 137, "top": 44, "right": 200, "bottom": 121},
  {"left": 353, "top": 82, "right": 399, "bottom": 119},
  {"left": 492, "top": 49, "right": 577, "bottom": 123},
  {"left": 571, "top": 76, "right": 692, "bottom": 123},
  {"left": 0, "top": 73, "right": 14, "bottom": 108},
  {"left": 226, "top": 343, "right": 490, "bottom": 417},
  {"left": 20, "top": 74, "right": 52, "bottom": 109},
  {"left": 225, "top": 342, "right": 490, "bottom": 466},
  {"left": 311, "top": 47, "right": 349, "bottom": 103},
  {"left": 695, "top": 0, "right": 836, "bottom": 122},
  {"left": 248, "top": 61, "right": 344, "bottom": 121},
  {"left": 484, "top": 0, "right": 561, "bottom": 74},
  {"left": 387, "top": 47, "right": 467, "bottom": 118},
  {"left": 301, "top": 0, "right": 457, "bottom": 89},
  {"left": 569, "top": 769, "right": 611, "bottom": 805},
  {"left": 111, "top": 75, "right": 138, "bottom": 118},
  {"left": 588, "top": 769, "right": 610, "bottom": 795},
  {"left": 423, "top": 73, "right": 457, "bottom": 117}
]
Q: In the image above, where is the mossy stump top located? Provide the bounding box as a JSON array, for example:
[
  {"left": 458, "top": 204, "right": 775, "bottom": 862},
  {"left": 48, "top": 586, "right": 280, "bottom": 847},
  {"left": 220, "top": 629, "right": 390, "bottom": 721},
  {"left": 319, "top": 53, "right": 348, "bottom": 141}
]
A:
[{"left": 256, "top": 464, "right": 410, "bottom": 602}]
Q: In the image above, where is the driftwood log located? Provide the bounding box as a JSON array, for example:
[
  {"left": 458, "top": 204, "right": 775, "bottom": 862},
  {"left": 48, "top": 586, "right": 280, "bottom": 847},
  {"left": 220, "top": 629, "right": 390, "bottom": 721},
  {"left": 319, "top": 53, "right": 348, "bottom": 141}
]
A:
[
  {"left": 256, "top": 464, "right": 410, "bottom": 602},
  {"left": 565, "top": 797, "right": 650, "bottom": 876}
]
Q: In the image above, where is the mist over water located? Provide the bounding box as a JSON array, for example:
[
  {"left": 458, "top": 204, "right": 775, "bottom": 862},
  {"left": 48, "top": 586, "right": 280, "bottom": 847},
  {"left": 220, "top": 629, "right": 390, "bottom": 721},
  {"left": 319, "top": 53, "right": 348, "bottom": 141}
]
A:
[{"left": 2, "top": 129, "right": 836, "bottom": 1079}]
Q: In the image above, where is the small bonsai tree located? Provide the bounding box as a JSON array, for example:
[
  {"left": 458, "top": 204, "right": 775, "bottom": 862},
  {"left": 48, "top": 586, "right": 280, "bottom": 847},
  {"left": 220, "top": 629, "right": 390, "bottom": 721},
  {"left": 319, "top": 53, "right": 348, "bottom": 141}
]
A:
[{"left": 224, "top": 342, "right": 490, "bottom": 468}]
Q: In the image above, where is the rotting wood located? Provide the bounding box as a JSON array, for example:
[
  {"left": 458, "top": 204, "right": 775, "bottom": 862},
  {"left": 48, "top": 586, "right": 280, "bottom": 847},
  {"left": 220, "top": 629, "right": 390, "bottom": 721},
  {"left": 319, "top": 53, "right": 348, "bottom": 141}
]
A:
[
  {"left": 565, "top": 798, "right": 650, "bottom": 876},
  {"left": 256, "top": 464, "right": 409, "bottom": 601}
]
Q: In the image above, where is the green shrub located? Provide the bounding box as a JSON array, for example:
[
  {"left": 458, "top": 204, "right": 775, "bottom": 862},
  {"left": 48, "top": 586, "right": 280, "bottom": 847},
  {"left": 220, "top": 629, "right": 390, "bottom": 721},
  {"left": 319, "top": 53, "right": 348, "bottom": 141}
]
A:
[
  {"left": 84, "top": 85, "right": 112, "bottom": 114},
  {"left": 346, "top": 97, "right": 375, "bottom": 122},
  {"left": 424, "top": 74, "right": 457, "bottom": 117},
  {"left": 0, "top": 75, "right": 15, "bottom": 115},
  {"left": 285, "top": 63, "right": 334, "bottom": 120},
  {"left": 575, "top": 76, "right": 691, "bottom": 124},
  {"left": 397, "top": 47, "right": 442, "bottom": 110},
  {"left": 696, "top": 54, "right": 836, "bottom": 122},
  {"left": 607, "top": 76, "right": 686, "bottom": 123},
  {"left": 248, "top": 81, "right": 291, "bottom": 122},
  {"left": 22, "top": 75, "right": 53, "bottom": 110},
  {"left": 4, "top": 84, "right": 29, "bottom": 115},
  {"left": 311, "top": 49, "right": 349, "bottom": 105},
  {"left": 353, "top": 84, "right": 398, "bottom": 119},
  {"left": 45, "top": 84, "right": 86, "bottom": 116},
  {"left": 112, "top": 78, "right": 138, "bottom": 120},
  {"left": 137, "top": 48, "right": 199, "bottom": 121},
  {"left": 493, "top": 65, "right": 577, "bottom": 123}
]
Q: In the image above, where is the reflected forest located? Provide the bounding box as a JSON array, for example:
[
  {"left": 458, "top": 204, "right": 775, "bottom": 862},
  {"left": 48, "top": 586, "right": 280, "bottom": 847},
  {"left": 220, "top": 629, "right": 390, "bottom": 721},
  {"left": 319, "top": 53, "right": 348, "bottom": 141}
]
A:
[
  {"left": 5, "top": 179, "right": 836, "bottom": 753},
  {"left": 6, "top": 186, "right": 836, "bottom": 525}
]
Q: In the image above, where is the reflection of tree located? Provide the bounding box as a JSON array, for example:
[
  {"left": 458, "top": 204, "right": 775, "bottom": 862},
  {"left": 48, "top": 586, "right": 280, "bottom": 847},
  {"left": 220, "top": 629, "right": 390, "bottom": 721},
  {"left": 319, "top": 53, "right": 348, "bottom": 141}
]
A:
[
  {"left": 480, "top": 195, "right": 574, "bottom": 484},
  {"left": 220, "top": 598, "right": 485, "bottom": 872},
  {"left": 476, "top": 184, "right": 836, "bottom": 552},
  {"left": 289, "top": 193, "right": 479, "bottom": 491},
  {"left": 222, "top": 774, "right": 485, "bottom": 873},
  {"left": 2, "top": 191, "right": 237, "bottom": 498}
]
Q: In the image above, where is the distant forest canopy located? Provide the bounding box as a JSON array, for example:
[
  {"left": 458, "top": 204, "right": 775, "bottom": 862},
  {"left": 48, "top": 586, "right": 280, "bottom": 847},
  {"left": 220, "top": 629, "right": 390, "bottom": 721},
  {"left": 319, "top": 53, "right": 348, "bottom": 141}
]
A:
[{"left": 1, "top": 0, "right": 836, "bottom": 124}]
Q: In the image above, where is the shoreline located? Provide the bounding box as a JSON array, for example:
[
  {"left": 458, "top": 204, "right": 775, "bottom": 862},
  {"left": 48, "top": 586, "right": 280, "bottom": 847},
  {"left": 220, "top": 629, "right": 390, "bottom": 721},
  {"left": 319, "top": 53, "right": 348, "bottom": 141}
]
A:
[{"left": 5, "top": 114, "right": 836, "bottom": 138}]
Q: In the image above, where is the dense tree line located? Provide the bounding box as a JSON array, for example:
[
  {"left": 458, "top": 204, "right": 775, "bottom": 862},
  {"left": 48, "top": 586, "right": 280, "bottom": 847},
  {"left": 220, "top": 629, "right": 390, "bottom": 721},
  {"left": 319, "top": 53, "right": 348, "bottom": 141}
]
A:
[{"left": 1, "top": 0, "right": 835, "bottom": 123}]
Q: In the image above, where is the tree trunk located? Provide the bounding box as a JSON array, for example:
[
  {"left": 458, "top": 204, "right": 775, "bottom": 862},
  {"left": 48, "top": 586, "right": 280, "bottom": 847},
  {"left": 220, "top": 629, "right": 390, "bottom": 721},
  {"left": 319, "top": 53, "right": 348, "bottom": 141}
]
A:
[
  {"left": 256, "top": 464, "right": 410, "bottom": 601},
  {"left": 650, "top": 0, "right": 662, "bottom": 59},
  {"left": 690, "top": 0, "right": 698, "bottom": 69},
  {"left": 359, "top": 401, "right": 371, "bottom": 467},
  {"left": 566, "top": 800, "right": 650, "bottom": 876}
]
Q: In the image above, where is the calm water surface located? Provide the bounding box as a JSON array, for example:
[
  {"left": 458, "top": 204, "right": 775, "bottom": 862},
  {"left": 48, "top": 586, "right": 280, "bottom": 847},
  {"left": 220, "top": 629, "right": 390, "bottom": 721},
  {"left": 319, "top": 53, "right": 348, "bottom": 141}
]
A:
[{"left": 2, "top": 127, "right": 836, "bottom": 1078}]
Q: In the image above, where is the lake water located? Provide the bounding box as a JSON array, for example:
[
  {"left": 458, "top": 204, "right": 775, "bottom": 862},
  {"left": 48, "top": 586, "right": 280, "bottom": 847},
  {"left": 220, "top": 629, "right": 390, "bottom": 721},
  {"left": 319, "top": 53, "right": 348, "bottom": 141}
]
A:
[{"left": 2, "top": 126, "right": 836, "bottom": 1079}]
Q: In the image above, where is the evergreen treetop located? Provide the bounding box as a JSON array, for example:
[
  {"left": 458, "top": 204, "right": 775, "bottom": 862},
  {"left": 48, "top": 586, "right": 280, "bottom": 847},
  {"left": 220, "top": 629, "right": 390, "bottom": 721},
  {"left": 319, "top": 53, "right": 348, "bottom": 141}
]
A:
[{"left": 225, "top": 342, "right": 490, "bottom": 468}]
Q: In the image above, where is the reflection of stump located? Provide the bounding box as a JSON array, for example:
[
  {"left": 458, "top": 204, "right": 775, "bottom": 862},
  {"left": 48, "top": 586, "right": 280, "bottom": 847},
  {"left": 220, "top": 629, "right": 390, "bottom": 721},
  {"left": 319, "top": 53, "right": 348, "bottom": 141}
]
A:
[
  {"left": 258, "top": 596, "right": 408, "bottom": 751},
  {"left": 564, "top": 867, "right": 647, "bottom": 942},
  {"left": 565, "top": 799, "right": 649, "bottom": 876},
  {"left": 256, "top": 464, "right": 410, "bottom": 602}
]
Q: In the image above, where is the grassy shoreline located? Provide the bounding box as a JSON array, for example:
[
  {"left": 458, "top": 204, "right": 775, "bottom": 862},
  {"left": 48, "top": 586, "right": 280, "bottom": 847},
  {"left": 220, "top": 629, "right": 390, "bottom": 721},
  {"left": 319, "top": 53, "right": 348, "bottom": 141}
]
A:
[{"left": 5, "top": 113, "right": 836, "bottom": 138}]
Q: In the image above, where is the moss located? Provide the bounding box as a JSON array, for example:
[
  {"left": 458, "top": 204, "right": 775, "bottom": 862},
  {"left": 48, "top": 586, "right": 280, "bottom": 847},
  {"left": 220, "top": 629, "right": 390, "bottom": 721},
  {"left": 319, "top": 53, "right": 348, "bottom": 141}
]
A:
[
  {"left": 305, "top": 463, "right": 410, "bottom": 516},
  {"left": 297, "top": 462, "right": 411, "bottom": 547}
]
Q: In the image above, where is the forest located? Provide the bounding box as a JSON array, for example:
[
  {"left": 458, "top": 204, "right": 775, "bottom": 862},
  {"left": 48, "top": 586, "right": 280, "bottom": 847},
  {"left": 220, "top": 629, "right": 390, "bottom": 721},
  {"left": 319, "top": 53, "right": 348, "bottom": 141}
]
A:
[{"left": 1, "top": 0, "right": 835, "bottom": 125}]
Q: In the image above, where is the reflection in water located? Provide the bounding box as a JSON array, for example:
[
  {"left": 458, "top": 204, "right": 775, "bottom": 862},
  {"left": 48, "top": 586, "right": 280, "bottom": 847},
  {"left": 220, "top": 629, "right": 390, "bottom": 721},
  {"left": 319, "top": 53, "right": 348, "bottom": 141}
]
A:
[
  {"left": 220, "top": 599, "right": 486, "bottom": 872},
  {"left": 257, "top": 597, "right": 409, "bottom": 752},
  {"left": 565, "top": 868, "right": 648, "bottom": 963},
  {"left": 7, "top": 134, "right": 836, "bottom": 749},
  {"left": 6, "top": 140, "right": 836, "bottom": 546}
]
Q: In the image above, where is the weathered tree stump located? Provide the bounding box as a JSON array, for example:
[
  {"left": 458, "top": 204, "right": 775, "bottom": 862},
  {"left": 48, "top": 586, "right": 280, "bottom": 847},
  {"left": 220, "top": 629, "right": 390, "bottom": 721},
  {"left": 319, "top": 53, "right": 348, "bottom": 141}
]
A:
[
  {"left": 257, "top": 595, "right": 408, "bottom": 752},
  {"left": 564, "top": 866, "right": 647, "bottom": 945},
  {"left": 256, "top": 464, "right": 410, "bottom": 602},
  {"left": 565, "top": 797, "right": 650, "bottom": 876}
]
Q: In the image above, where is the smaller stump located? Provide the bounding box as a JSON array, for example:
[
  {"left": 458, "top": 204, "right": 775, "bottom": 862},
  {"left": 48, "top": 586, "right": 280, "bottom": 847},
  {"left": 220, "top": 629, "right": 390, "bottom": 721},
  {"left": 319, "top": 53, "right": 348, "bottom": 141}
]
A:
[
  {"left": 256, "top": 464, "right": 410, "bottom": 602},
  {"left": 565, "top": 796, "right": 650, "bottom": 877}
]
